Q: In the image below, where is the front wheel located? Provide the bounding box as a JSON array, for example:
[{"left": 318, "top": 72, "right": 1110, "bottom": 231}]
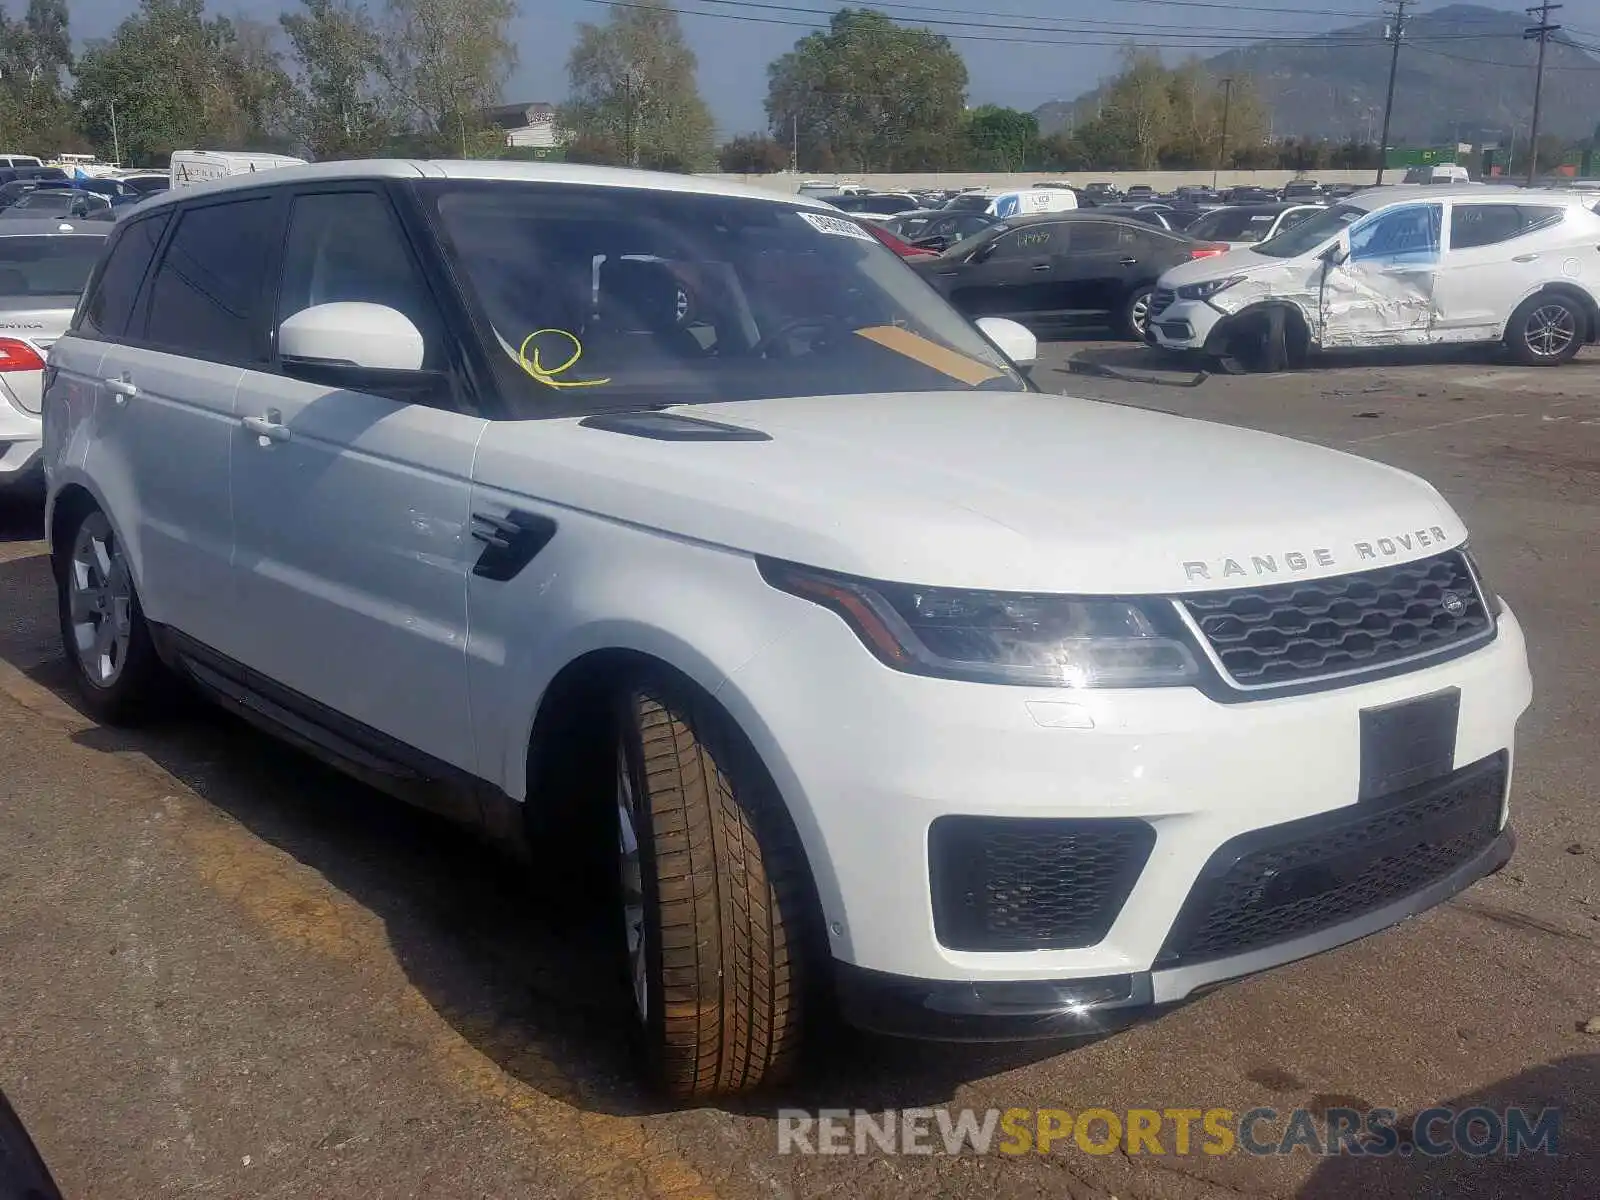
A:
[
  {"left": 1507, "top": 293, "right": 1584, "bottom": 366},
  {"left": 614, "top": 678, "right": 811, "bottom": 1098}
]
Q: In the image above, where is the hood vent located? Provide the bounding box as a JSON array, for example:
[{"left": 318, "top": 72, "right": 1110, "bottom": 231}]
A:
[{"left": 579, "top": 410, "right": 771, "bottom": 442}]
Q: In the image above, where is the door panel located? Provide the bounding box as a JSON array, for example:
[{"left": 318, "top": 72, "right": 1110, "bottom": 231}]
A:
[
  {"left": 941, "top": 226, "right": 1060, "bottom": 317},
  {"left": 1319, "top": 203, "right": 1442, "bottom": 347},
  {"left": 224, "top": 185, "right": 484, "bottom": 772},
  {"left": 1433, "top": 203, "right": 1564, "bottom": 339}
]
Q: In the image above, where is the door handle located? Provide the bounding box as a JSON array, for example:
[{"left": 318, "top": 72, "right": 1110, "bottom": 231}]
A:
[
  {"left": 103, "top": 376, "right": 137, "bottom": 404},
  {"left": 1512, "top": 253, "right": 1539, "bottom": 263},
  {"left": 1031, "top": 263, "right": 1052, "bottom": 272},
  {"left": 241, "top": 411, "right": 291, "bottom": 444},
  {"left": 1118, "top": 256, "right": 1139, "bottom": 265}
]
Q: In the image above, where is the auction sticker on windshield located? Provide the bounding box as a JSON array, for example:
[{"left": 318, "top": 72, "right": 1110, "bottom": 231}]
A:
[{"left": 799, "top": 212, "right": 877, "bottom": 241}]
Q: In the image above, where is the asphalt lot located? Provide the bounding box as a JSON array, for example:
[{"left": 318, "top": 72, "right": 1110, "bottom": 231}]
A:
[{"left": 1, "top": 339, "right": 1597, "bottom": 1199}]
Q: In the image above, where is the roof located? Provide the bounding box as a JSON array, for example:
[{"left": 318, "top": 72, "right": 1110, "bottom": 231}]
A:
[
  {"left": 1344, "top": 184, "right": 1583, "bottom": 208},
  {"left": 1202, "top": 202, "right": 1311, "bottom": 215},
  {"left": 481, "top": 101, "right": 557, "bottom": 129},
  {"left": 127, "top": 159, "right": 839, "bottom": 215},
  {"left": 0, "top": 218, "right": 108, "bottom": 237}
]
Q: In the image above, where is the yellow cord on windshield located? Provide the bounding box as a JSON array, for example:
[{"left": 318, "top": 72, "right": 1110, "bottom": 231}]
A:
[{"left": 517, "top": 328, "right": 612, "bottom": 389}]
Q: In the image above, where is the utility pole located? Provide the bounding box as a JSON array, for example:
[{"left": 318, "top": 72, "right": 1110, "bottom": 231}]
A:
[
  {"left": 1213, "top": 77, "right": 1233, "bottom": 189},
  {"left": 108, "top": 99, "right": 121, "bottom": 167},
  {"left": 1375, "top": 0, "right": 1409, "bottom": 186},
  {"left": 1525, "top": 2, "right": 1563, "bottom": 185},
  {"left": 791, "top": 112, "right": 798, "bottom": 174}
]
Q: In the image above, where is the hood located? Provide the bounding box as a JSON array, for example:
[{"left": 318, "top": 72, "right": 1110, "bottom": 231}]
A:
[
  {"left": 477, "top": 392, "right": 1464, "bottom": 596},
  {"left": 1158, "top": 245, "right": 1296, "bottom": 288}
]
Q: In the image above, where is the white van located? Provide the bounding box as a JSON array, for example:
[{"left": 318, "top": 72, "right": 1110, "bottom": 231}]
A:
[
  {"left": 1403, "top": 163, "right": 1471, "bottom": 185},
  {"left": 170, "top": 150, "right": 309, "bottom": 190},
  {"left": 986, "top": 187, "right": 1078, "bottom": 218}
]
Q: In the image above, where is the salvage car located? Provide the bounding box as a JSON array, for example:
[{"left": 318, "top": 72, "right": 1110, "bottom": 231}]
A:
[
  {"left": 1181, "top": 202, "right": 1324, "bottom": 250},
  {"left": 878, "top": 208, "right": 998, "bottom": 251},
  {"left": 1147, "top": 185, "right": 1600, "bottom": 369},
  {"left": 916, "top": 212, "right": 1226, "bottom": 339},
  {"left": 45, "top": 162, "right": 1530, "bottom": 1102}
]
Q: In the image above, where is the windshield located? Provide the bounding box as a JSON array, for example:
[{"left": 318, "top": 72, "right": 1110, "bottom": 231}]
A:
[
  {"left": 0, "top": 236, "right": 104, "bottom": 295},
  {"left": 1250, "top": 203, "right": 1367, "bottom": 258},
  {"left": 422, "top": 182, "right": 1027, "bottom": 413},
  {"left": 1186, "top": 209, "right": 1282, "bottom": 243}
]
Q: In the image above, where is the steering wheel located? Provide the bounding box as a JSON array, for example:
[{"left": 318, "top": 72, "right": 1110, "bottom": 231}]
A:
[{"left": 751, "top": 315, "right": 845, "bottom": 359}]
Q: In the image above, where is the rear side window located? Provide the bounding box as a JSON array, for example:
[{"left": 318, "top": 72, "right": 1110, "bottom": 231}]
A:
[
  {"left": 78, "top": 213, "right": 169, "bottom": 339},
  {"left": 1071, "top": 222, "right": 1119, "bottom": 251},
  {"left": 1449, "top": 203, "right": 1565, "bottom": 249},
  {"left": 143, "top": 197, "right": 278, "bottom": 364}
]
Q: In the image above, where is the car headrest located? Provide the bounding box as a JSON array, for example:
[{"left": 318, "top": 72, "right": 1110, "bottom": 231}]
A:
[{"left": 596, "top": 257, "right": 684, "bottom": 334}]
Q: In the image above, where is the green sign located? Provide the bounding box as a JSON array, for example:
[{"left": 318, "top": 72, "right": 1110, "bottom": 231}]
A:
[{"left": 1384, "top": 146, "right": 1459, "bottom": 168}]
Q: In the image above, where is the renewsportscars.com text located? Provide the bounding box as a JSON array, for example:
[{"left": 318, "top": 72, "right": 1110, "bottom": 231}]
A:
[{"left": 776, "top": 1106, "right": 1561, "bottom": 1158}]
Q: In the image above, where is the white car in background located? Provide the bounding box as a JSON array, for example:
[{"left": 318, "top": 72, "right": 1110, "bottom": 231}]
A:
[
  {"left": 1148, "top": 185, "right": 1600, "bottom": 369},
  {"left": 0, "top": 219, "right": 105, "bottom": 490}
]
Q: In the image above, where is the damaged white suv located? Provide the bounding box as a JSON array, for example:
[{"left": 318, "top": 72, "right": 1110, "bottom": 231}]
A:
[
  {"left": 43, "top": 162, "right": 1531, "bottom": 1099},
  {"left": 1149, "top": 185, "right": 1600, "bottom": 370}
]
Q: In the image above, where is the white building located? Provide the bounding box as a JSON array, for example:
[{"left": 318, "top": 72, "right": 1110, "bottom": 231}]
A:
[{"left": 483, "top": 102, "right": 564, "bottom": 151}]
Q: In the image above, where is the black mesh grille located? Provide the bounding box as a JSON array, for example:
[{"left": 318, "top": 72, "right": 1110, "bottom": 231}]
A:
[
  {"left": 929, "top": 816, "right": 1156, "bottom": 951},
  {"left": 1158, "top": 754, "right": 1506, "bottom": 966},
  {"left": 1181, "top": 550, "right": 1491, "bottom": 689}
]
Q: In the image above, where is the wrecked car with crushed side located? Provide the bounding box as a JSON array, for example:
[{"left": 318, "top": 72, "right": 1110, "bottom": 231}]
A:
[{"left": 1145, "top": 185, "right": 1600, "bottom": 372}]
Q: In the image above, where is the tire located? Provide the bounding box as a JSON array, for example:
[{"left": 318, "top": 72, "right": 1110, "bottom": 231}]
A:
[
  {"left": 1506, "top": 292, "right": 1584, "bottom": 366},
  {"left": 614, "top": 677, "right": 810, "bottom": 1098},
  {"left": 55, "top": 505, "right": 174, "bottom": 725},
  {"left": 1120, "top": 285, "right": 1156, "bottom": 341}
]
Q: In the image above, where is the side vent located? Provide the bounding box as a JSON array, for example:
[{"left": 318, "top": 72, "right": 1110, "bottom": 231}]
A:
[{"left": 471, "top": 510, "right": 557, "bottom": 582}]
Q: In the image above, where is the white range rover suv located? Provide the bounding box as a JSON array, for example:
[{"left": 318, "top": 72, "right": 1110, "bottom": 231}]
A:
[{"left": 42, "top": 161, "right": 1532, "bottom": 1098}]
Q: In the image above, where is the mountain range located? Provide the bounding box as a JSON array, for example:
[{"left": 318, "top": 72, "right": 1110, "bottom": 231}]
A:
[{"left": 1034, "top": 5, "right": 1600, "bottom": 144}]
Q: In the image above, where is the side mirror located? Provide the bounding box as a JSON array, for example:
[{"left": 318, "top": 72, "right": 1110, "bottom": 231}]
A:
[
  {"left": 279, "top": 302, "right": 448, "bottom": 403},
  {"left": 976, "top": 316, "right": 1037, "bottom": 372},
  {"left": 1321, "top": 240, "right": 1349, "bottom": 267},
  {"left": 280, "top": 302, "right": 425, "bottom": 370}
]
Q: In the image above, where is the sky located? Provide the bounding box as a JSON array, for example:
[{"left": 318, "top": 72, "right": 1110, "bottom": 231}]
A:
[{"left": 70, "top": 1, "right": 1600, "bottom": 137}]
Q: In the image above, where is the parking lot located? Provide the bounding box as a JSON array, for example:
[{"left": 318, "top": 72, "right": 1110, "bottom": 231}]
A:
[{"left": 1, "top": 339, "right": 1596, "bottom": 1199}]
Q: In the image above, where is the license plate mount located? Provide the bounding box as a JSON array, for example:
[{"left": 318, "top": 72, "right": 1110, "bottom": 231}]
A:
[{"left": 1359, "top": 687, "right": 1460, "bottom": 802}]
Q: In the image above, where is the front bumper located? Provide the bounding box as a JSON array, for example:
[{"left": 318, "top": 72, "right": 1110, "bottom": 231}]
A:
[
  {"left": 724, "top": 596, "right": 1531, "bottom": 989},
  {"left": 837, "top": 825, "right": 1514, "bottom": 1040},
  {"left": 1146, "top": 297, "right": 1227, "bottom": 351}
]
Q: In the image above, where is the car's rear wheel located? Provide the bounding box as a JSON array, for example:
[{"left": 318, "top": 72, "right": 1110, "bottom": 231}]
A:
[
  {"left": 1507, "top": 293, "right": 1584, "bottom": 366},
  {"left": 1121, "top": 286, "right": 1156, "bottom": 341},
  {"left": 55, "top": 505, "right": 173, "bottom": 724},
  {"left": 613, "top": 677, "right": 810, "bottom": 1098}
]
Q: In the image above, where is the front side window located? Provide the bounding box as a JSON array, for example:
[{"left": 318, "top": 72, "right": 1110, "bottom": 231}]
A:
[
  {"left": 1349, "top": 203, "right": 1442, "bottom": 263},
  {"left": 422, "top": 182, "right": 1027, "bottom": 414},
  {"left": 143, "top": 197, "right": 278, "bottom": 364},
  {"left": 276, "top": 190, "right": 446, "bottom": 370}
]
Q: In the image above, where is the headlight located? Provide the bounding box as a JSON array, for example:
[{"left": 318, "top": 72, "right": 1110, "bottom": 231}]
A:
[
  {"left": 1176, "top": 275, "right": 1245, "bottom": 301},
  {"left": 759, "top": 560, "right": 1201, "bottom": 688}
]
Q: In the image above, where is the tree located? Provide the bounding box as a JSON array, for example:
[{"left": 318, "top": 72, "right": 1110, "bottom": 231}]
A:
[
  {"left": 383, "top": 0, "right": 516, "bottom": 153},
  {"left": 0, "top": 0, "right": 77, "bottom": 155},
  {"left": 281, "top": 0, "right": 394, "bottom": 158},
  {"left": 965, "top": 106, "right": 1040, "bottom": 171},
  {"left": 72, "top": 0, "right": 294, "bottom": 165},
  {"left": 765, "top": 9, "right": 967, "bottom": 172},
  {"left": 718, "top": 133, "right": 787, "bottom": 173},
  {"left": 560, "top": 1, "right": 716, "bottom": 173},
  {"left": 1105, "top": 48, "right": 1169, "bottom": 170}
]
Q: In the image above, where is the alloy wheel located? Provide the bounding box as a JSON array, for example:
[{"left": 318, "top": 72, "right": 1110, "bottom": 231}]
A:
[
  {"left": 67, "top": 512, "right": 132, "bottom": 690},
  {"left": 1525, "top": 303, "right": 1576, "bottom": 358}
]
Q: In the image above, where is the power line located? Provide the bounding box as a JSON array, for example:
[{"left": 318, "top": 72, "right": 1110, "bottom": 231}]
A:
[
  {"left": 579, "top": 0, "right": 1538, "bottom": 49},
  {"left": 1525, "top": 1, "right": 1563, "bottom": 183},
  {"left": 1375, "top": 0, "right": 1409, "bottom": 186}
]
